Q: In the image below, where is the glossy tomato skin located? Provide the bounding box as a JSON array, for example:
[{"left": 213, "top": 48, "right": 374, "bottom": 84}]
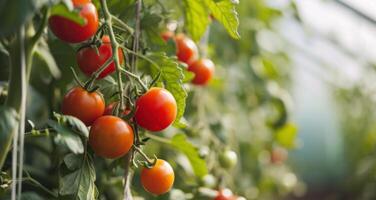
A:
[
  {"left": 135, "top": 88, "right": 177, "bottom": 132},
  {"left": 141, "top": 159, "right": 174, "bottom": 195},
  {"left": 188, "top": 58, "right": 215, "bottom": 85},
  {"left": 77, "top": 35, "right": 124, "bottom": 79},
  {"left": 49, "top": 0, "right": 98, "bottom": 43},
  {"left": 175, "top": 34, "right": 198, "bottom": 65},
  {"left": 89, "top": 116, "right": 134, "bottom": 159},
  {"left": 214, "top": 189, "right": 235, "bottom": 200},
  {"left": 62, "top": 87, "right": 104, "bottom": 125}
]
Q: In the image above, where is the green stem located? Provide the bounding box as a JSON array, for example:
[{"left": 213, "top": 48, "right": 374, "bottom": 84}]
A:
[
  {"left": 100, "top": 0, "right": 125, "bottom": 112},
  {"left": 0, "top": 28, "right": 29, "bottom": 171},
  {"left": 120, "top": 68, "right": 148, "bottom": 92},
  {"left": 99, "top": 1, "right": 132, "bottom": 200},
  {"left": 145, "top": 133, "right": 172, "bottom": 144}
]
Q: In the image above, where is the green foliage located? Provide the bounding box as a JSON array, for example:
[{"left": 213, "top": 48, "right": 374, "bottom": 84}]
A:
[
  {"left": 182, "top": 0, "right": 240, "bottom": 41},
  {"left": 147, "top": 53, "right": 188, "bottom": 127},
  {"left": 205, "top": 0, "right": 240, "bottom": 39},
  {"left": 0, "top": 0, "right": 51, "bottom": 36},
  {"left": 50, "top": 3, "right": 85, "bottom": 26},
  {"left": 171, "top": 133, "right": 208, "bottom": 177},
  {"left": 274, "top": 123, "right": 298, "bottom": 149},
  {"left": 59, "top": 153, "right": 98, "bottom": 200},
  {"left": 182, "top": 0, "right": 211, "bottom": 41},
  {"left": 48, "top": 113, "right": 89, "bottom": 154}
]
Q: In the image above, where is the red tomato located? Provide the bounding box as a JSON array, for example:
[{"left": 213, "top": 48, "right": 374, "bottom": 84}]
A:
[
  {"left": 77, "top": 35, "right": 124, "bottom": 79},
  {"left": 141, "top": 159, "right": 174, "bottom": 195},
  {"left": 103, "top": 102, "right": 131, "bottom": 116},
  {"left": 49, "top": 0, "right": 98, "bottom": 43},
  {"left": 89, "top": 116, "right": 134, "bottom": 159},
  {"left": 62, "top": 87, "right": 104, "bottom": 125},
  {"left": 214, "top": 189, "right": 235, "bottom": 200},
  {"left": 188, "top": 58, "right": 215, "bottom": 85},
  {"left": 174, "top": 34, "right": 198, "bottom": 65},
  {"left": 161, "top": 31, "right": 174, "bottom": 42},
  {"left": 135, "top": 88, "right": 177, "bottom": 132}
]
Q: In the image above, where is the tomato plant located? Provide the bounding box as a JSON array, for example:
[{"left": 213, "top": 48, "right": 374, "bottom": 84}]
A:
[
  {"left": 89, "top": 116, "right": 134, "bottom": 159},
  {"left": 140, "top": 159, "right": 175, "bottom": 195},
  {"left": 48, "top": 0, "right": 98, "bottom": 43},
  {"left": 77, "top": 35, "right": 124, "bottom": 79},
  {"left": 61, "top": 86, "right": 105, "bottom": 125},
  {"left": 135, "top": 87, "right": 177, "bottom": 132}
]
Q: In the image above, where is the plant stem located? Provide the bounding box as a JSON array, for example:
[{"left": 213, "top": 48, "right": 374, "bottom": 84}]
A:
[
  {"left": 100, "top": 0, "right": 125, "bottom": 113},
  {"left": 99, "top": 1, "right": 133, "bottom": 200}
]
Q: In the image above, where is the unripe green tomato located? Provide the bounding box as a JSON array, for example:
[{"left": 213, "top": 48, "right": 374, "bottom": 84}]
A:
[
  {"left": 219, "top": 150, "right": 238, "bottom": 169},
  {"left": 201, "top": 174, "right": 217, "bottom": 188}
]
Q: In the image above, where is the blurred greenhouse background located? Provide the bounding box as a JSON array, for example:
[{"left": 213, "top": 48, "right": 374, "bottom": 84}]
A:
[{"left": 271, "top": 0, "right": 376, "bottom": 199}]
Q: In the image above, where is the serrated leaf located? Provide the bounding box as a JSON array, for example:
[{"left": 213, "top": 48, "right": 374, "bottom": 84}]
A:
[
  {"left": 48, "top": 120, "right": 84, "bottom": 154},
  {"left": 50, "top": 3, "right": 85, "bottom": 26},
  {"left": 53, "top": 113, "right": 89, "bottom": 138},
  {"left": 171, "top": 134, "right": 207, "bottom": 177},
  {"left": 60, "top": 154, "right": 98, "bottom": 200},
  {"left": 274, "top": 123, "right": 298, "bottom": 149},
  {"left": 182, "top": 0, "right": 210, "bottom": 41},
  {"left": 205, "top": 0, "right": 240, "bottom": 39},
  {"left": 147, "top": 53, "right": 188, "bottom": 126}
]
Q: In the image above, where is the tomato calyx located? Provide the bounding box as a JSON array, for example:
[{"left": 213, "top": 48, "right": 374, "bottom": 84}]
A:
[{"left": 133, "top": 145, "right": 158, "bottom": 168}]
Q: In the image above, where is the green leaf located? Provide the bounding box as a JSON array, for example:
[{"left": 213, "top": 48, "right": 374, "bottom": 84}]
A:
[
  {"left": 35, "top": 44, "right": 61, "bottom": 79},
  {"left": 64, "top": 153, "right": 82, "bottom": 170},
  {"left": 48, "top": 113, "right": 89, "bottom": 154},
  {"left": 50, "top": 3, "right": 85, "bottom": 26},
  {"left": 147, "top": 53, "right": 188, "bottom": 126},
  {"left": 53, "top": 113, "right": 89, "bottom": 138},
  {"left": 0, "top": 0, "right": 51, "bottom": 37},
  {"left": 274, "top": 123, "right": 298, "bottom": 149},
  {"left": 0, "top": 106, "right": 18, "bottom": 167},
  {"left": 182, "top": 0, "right": 210, "bottom": 41},
  {"left": 60, "top": 154, "right": 98, "bottom": 200},
  {"left": 171, "top": 134, "right": 207, "bottom": 177},
  {"left": 49, "top": 120, "right": 84, "bottom": 154},
  {"left": 205, "top": 0, "right": 240, "bottom": 39}
]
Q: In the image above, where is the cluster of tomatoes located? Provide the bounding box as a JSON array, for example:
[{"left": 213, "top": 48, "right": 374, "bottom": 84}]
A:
[
  {"left": 47, "top": 0, "right": 227, "bottom": 197},
  {"left": 162, "top": 31, "right": 216, "bottom": 86},
  {"left": 49, "top": 0, "right": 176, "bottom": 195}
]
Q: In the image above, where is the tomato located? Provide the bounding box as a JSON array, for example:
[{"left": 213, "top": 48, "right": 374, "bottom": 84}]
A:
[
  {"left": 174, "top": 34, "right": 198, "bottom": 64},
  {"left": 161, "top": 31, "right": 174, "bottom": 42},
  {"left": 62, "top": 87, "right": 104, "bottom": 125},
  {"left": 141, "top": 159, "right": 174, "bottom": 195},
  {"left": 135, "top": 87, "right": 177, "bottom": 132},
  {"left": 214, "top": 189, "right": 235, "bottom": 200},
  {"left": 219, "top": 150, "right": 238, "bottom": 169},
  {"left": 77, "top": 35, "right": 124, "bottom": 79},
  {"left": 103, "top": 102, "right": 131, "bottom": 116},
  {"left": 89, "top": 116, "right": 134, "bottom": 159},
  {"left": 48, "top": 0, "right": 98, "bottom": 43},
  {"left": 188, "top": 58, "right": 215, "bottom": 85},
  {"left": 270, "top": 147, "right": 288, "bottom": 164}
]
